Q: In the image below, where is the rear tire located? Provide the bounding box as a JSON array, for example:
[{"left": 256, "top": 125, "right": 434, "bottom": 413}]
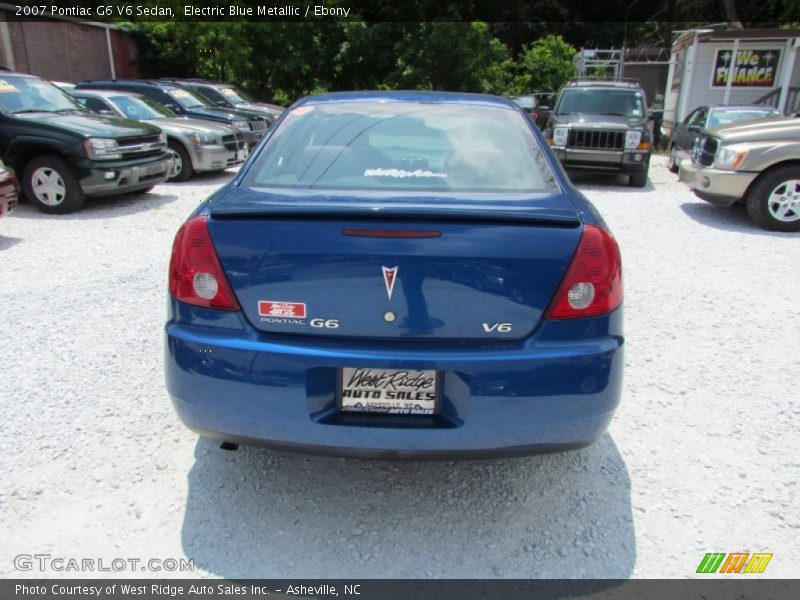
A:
[
  {"left": 746, "top": 166, "right": 800, "bottom": 232},
  {"left": 23, "top": 155, "right": 85, "bottom": 214},
  {"left": 168, "top": 141, "right": 193, "bottom": 182},
  {"left": 667, "top": 145, "right": 679, "bottom": 173}
]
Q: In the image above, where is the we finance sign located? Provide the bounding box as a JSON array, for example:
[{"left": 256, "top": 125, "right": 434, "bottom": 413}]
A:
[{"left": 712, "top": 48, "right": 782, "bottom": 87}]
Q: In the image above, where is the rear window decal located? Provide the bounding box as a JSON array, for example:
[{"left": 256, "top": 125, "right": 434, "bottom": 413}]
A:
[{"left": 364, "top": 168, "right": 447, "bottom": 179}]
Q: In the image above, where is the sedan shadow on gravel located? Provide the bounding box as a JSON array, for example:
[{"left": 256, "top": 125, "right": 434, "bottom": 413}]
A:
[
  {"left": 0, "top": 234, "right": 23, "bottom": 250},
  {"left": 180, "top": 434, "right": 635, "bottom": 579},
  {"left": 680, "top": 201, "right": 800, "bottom": 236},
  {"left": 567, "top": 170, "right": 655, "bottom": 192}
]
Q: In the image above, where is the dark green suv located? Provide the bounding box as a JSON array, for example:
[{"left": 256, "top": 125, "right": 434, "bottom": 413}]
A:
[
  {"left": 543, "top": 79, "right": 653, "bottom": 187},
  {"left": 0, "top": 71, "right": 175, "bottom": 213}
]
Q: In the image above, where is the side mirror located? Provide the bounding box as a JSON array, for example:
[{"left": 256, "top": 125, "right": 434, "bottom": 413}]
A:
[
  {"left": 166, "top": 103, "right": 179, "bottom": 111},
  {"left": 688, "top": 124, "right": 701, "bottom": 132},
  {"left": 98, "top": 109, "right": 115, "bottom": 116},
  {"left": 538, "top": 105, "right": 550, "bottom": 111}
]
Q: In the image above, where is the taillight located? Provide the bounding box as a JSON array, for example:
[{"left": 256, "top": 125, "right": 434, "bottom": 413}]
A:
[
  {"left": 168, "top": 216, "right": 240, "bottom": 310},
  {"left": 546, "top": 224, "right": 622, "bottom": 319}
]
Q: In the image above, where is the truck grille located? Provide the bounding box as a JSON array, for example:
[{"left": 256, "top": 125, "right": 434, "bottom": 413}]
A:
[
  {"left": 117, "top": 134, "right": 166, "bottom": 158},
  {"left": 567, "top": 129, "right": 624, "bottom": 150},
  {"left": 249, "top": 119, "right": 267, "bottom": 133},
  {"left": 692, "top": 135, "right": 718, "bottom": 167},
  {"left": 222, "top": 134, "right": 246, "bottom": 151}
]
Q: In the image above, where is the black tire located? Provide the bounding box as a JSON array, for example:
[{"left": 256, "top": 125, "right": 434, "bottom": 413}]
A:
[
  {"left": 667, "top": 145, "right": 679, "bottom": 173},
  {"left": 746, "top": 166, "right": 800, "bottom": 232},
  {"left": 23, "top": 155, "right": 85, "bottom": 214},
  {"left": 629, "top": 165, "right": 649, "bottom": 188},
  {"left": 167, "top": 141, "right": 193, "bottom": 182}
]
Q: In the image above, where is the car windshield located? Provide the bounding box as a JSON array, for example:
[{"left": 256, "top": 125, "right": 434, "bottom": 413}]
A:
[
  {"left": 221, "top": 87, "right": 249, "bottom": 103},
  {"left": 110, "top": 94, "right": 176, "bottom": 120},
  {"left": 0, "top": 75, "right": 84, "bottom": 113},
  {"left": 243, "top": 101, "right": 558, "bottom": 193},
  {"left": 556, "top": 88, "right": 644, "bottom": 118},
  {"left": 167, "top": 87, "right": 209, "bottom": 109},
  {"left": 707, "top": 109, "right": 780, "bottom": 128}
]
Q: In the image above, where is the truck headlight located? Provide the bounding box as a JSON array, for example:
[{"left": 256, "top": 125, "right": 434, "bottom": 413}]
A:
[
  {"left": 233, "top": 120, "right": 250, "bottom": 132},
  {"left": 84, "top": 138, "right": 121, "bottom": 160},
  {"left": 189, "top": 132, "right": 217, "bottom": 146},
  {"left": 552, "top": 127, "right": 568, "bottom": 147},
  {"left": 625, "top": 130, "right": 642, "bottom": 150},
  {"left": 714, "top": 144, "right": 748, "bottom": 170},
  {"left": 158, "top": 131, "right": 167, "bottom": 145}
]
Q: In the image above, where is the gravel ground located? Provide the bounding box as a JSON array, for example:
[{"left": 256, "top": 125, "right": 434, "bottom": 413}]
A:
[{"left": 0, "top": 156, "right": 797, "bottom": 579}]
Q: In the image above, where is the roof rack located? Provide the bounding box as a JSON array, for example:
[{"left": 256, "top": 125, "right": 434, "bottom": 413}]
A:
[{"left": 566, "top": 78, "right": 641, "bottom": 88}]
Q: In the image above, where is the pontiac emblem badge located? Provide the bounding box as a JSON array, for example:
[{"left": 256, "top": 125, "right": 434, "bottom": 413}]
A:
[{"left": 382, "top": 266, "right": 398, "bottom": 300}]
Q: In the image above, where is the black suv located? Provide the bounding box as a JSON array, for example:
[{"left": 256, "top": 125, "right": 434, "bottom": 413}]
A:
[
  {"left": 543, "top": 79, "right": 653, "bottom": 187},
  {"left": 75, "top": 80, "right": 268, "bottom": 150},
  {"left": 0, "top": 71, "right": 175, "bottom": 213},
  {"left": 163, "top": 79, "right": 283, "bottom": 125}
]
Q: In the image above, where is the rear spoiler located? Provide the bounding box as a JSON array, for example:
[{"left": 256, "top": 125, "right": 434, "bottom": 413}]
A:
[{"left": 210, "top": 203, "right": 581, "bottom": 227}]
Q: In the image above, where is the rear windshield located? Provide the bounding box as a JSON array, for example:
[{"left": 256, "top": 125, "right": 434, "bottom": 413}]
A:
[
  {"left": 556, "top": 88, "right": 644, "bottom": 118},
  {"left": 708, "top": 109, "right": 780, "bottom": 128},
  {"left": 243, "top": 101, "right": 557, "bottom": 193}
]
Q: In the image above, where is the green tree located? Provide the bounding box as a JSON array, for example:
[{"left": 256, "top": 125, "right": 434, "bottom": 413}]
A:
[
  {"left": 388, "top": 22, "right": 510, "bottom": 93},
  {"left": 510, "top": 35, "right": 577, "bottom": 95}
]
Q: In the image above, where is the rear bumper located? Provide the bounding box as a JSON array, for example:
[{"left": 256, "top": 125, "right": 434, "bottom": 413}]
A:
[
  {"left": 0, "top": 178, "right": 16, "bottom": 217},
  {"left": 164, "top": 301, "right": 624, "bottom": 458},
  {"left": 0, "top": 194, "right": 16, "bottom": 217},
  {"left": 77, "top": 153, "right": 175, "bottom": 196},
  {"left": 553, "top": 148, "right": 649, "bottom": 173},
  {"left": 678, "top": 158, "right": 756, "bottom": 206}
]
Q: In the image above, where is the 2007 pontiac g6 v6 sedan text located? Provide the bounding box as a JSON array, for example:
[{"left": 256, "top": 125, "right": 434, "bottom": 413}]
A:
[{"left": 164, "top": 91, "right": 624, "bottom": 459}]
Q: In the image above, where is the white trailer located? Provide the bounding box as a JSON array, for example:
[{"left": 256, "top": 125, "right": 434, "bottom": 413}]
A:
[{"left": 662, "top": 27, "right": 800, "bottom": 137}]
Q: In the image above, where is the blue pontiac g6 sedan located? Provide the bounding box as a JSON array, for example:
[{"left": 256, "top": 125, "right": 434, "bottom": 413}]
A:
[{"left": 164, "top": 91, "right": 624, "bottom": 459}]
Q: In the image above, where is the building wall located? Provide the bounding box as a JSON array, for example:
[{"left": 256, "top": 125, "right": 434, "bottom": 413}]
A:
[
  {"left": 0, "top": 10, "right": 142, "bottom": 82},
  {"left": 622, "top": 63, "right": 670, "bottom": 106}
]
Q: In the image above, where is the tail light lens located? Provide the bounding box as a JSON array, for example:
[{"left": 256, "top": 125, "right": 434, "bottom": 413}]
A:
[
  {"left": 168, "top": 216, "right": 240, "bottom": 310},
  {"left": 546, "top": 224, "right": 622, "bottom": 319}
]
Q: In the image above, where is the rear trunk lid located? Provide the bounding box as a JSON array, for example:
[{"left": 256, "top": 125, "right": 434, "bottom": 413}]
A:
[{"left": 208, "top": 188, "right": 582, "bottom": 340}]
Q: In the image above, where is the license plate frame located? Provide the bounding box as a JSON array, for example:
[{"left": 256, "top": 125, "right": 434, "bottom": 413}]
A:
[{"left": 337, "top": 367, "right": 440, "bottom": 416}]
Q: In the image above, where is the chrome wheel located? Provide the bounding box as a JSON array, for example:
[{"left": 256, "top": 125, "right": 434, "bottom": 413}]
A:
[
  {"left": 31, "top": 167, "right": 66, "bottom": 206},
  {"left": 767, "top": 179, "right": 800, "bottom": 222},
  {"left": 171, "top": 153, "right": 183, "bottom": 179}
]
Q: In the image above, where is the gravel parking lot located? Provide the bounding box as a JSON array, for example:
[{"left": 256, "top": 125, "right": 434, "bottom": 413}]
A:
[{"left": 1, "top": 156, "right": 797, "bottom": 579}]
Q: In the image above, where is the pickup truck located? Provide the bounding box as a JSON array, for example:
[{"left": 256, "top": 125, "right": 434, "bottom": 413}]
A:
[
  {"left": 0, "top": 71, "right": 175, "bottom": 214},
  {"left": 679, "top": 116, "right": 800, "bottom": 232}
]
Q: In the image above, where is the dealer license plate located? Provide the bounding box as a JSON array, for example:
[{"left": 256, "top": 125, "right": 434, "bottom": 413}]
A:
[{"left": 339, "top": 367, "right": 439, "bottom": 415}]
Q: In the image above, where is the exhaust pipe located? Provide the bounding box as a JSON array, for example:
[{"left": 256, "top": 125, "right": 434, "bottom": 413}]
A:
[{"left": 219, "top": 441, "right": 239, "bottom": 451}]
